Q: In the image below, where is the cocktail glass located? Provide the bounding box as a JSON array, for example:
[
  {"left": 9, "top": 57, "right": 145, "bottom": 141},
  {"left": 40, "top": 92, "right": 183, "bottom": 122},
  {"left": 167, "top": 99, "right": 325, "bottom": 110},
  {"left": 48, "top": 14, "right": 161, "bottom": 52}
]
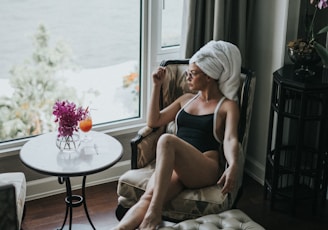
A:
[{"left": 79, "top": 111, "right": 92, "bottom": 142}]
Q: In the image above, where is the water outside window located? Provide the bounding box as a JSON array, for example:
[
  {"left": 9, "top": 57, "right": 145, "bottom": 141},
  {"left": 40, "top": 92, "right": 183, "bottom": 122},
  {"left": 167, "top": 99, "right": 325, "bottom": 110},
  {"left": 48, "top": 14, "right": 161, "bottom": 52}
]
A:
[
  {"left": 0, "top": 0, "right": 184, "bottom": 143},
  {"left": 0, "top": 0, "right": 140, "bottom": 142},
  {"left": 161, "top": 0, "right": 184, "bottom": 47}
]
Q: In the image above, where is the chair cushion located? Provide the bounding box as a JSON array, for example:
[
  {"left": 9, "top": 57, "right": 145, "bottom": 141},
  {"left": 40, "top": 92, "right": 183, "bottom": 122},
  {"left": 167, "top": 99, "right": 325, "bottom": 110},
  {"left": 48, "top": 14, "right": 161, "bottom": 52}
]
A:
[
  {"left": 0, "top": 172, "right": 26, "bottom": 229},
  {"left": 158, "top": 209, "right": 265, "bottom": 230},
  {"left": 117, "top": 163, "right": 232, "bottom": 221}
]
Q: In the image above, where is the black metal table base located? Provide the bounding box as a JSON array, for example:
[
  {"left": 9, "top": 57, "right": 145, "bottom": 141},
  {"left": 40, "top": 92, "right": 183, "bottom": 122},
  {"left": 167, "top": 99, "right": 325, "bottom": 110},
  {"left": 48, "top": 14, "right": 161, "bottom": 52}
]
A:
[{"left": 57, "top": 176, "right": 96, "bottom": 230}]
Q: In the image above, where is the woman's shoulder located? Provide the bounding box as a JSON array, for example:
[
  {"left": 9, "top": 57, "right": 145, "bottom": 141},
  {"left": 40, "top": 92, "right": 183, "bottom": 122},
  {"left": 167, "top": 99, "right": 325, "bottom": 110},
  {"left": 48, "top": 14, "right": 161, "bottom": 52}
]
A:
[
  {"left": 178, "top": 92, "right": 198, "bottom": 104},
  {"left": 220, "top": 98, "right": 240, "bottom": 113},
  {"left": 177, "top": 92, "right": 197, "bottom": 101},
  {"left": 184, "top": 92, "right": 198, "bottom": 98}
]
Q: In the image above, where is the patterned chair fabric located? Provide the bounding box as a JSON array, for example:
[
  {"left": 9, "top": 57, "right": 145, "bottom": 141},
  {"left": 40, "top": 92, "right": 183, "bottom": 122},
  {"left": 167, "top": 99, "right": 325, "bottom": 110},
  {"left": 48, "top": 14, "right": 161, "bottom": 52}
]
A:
[
  {"left": 0, "top": 172, "right": 26, "bottom": 230},
  {"left": 116, "top": 59, "right": 256, "bottom": 222}
]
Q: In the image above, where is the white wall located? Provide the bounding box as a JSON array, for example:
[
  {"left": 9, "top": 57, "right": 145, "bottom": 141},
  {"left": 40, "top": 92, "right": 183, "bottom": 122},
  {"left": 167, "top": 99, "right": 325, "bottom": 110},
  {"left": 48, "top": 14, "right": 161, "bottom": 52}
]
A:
[{"left": 245, "top": 0, "right": 291, "bottom": 183}]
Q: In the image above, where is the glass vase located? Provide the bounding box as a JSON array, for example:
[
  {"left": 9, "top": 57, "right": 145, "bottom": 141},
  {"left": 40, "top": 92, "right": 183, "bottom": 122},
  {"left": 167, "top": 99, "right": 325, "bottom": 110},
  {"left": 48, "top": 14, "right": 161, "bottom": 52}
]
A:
[{"left": 56, "top": 133, "right": 80, "bottom": 152}]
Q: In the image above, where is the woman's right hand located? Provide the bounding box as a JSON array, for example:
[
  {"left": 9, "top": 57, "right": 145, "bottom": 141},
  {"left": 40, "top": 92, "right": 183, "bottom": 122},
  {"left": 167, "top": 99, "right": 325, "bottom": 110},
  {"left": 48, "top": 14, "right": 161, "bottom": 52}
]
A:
[{"left": 152, "top": 67, "right": 166, "bottom": 86}]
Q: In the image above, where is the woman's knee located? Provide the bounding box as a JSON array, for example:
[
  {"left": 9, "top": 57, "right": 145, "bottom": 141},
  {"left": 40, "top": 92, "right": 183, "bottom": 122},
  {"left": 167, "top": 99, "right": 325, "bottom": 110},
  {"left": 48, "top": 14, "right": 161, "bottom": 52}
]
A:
[
  {"left": 157, "top": 133, "right": 177, "bottom": 148},
  {"left": 157, "top": 134, "right": 178, "bottom": 157}
]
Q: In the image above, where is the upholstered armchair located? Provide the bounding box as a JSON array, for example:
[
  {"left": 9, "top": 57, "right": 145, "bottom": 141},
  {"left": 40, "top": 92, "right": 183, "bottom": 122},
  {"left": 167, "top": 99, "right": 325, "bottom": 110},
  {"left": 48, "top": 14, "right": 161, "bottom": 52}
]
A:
[
  {"left": 0, "top": 172, "right": 26, "bottom": 230},
  {"left": 116, "top": 59, "right": 256, "bottom": 222}
]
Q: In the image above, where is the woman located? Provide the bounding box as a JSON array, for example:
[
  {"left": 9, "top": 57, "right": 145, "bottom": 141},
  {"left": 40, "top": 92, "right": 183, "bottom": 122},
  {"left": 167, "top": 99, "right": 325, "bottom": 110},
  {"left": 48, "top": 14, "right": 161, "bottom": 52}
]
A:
[{"left": 113, "top": 40, "right": 242, "bottom": 230}]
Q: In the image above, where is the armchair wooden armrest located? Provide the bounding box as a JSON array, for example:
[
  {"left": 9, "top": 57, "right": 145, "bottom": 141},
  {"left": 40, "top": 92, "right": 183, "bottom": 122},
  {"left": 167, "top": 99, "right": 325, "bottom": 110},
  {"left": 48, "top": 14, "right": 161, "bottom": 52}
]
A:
[{"left": 131, "top": 126, "right": 166, "bottom": 169}]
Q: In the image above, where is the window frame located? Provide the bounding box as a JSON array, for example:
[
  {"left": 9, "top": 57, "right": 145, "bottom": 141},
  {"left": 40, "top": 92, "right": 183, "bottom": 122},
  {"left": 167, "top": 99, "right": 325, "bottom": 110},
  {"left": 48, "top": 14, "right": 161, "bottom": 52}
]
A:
[{"left": 0, "top": 0, "right": 182, "bottom": 155}]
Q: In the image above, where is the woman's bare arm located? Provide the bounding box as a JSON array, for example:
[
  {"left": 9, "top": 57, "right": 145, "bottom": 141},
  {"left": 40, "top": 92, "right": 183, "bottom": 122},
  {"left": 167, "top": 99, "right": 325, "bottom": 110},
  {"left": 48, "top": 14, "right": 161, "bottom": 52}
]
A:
[
  {"left": 217, "top": 100, "right": 240, "bottom": 194},
  {"left": 147, "top": 67, "right": 189, "bottom": 128}
]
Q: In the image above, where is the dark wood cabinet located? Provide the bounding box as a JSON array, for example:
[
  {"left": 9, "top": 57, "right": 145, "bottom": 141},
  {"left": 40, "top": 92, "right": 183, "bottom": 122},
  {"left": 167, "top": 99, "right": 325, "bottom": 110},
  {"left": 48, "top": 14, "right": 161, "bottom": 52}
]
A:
[{"left": 264, "top": 65, "right": 328, "bottom": 214}]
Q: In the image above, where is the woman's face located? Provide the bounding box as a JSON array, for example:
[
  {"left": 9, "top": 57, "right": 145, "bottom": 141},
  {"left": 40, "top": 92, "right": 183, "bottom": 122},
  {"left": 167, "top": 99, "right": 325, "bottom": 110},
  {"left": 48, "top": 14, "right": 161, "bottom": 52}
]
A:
[{"left": 185, "top": 63, "right": 207, "bottom": 90}]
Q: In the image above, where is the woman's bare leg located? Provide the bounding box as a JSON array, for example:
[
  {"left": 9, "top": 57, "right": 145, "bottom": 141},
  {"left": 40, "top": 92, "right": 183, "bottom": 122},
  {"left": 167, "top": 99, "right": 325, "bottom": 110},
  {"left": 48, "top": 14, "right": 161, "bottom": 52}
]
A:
[
  {"left": 139, "top": 134, "right": 220, "bottom": 229},
  {"left": 114, "top": 133, "right": 219, "bottom": 230},
  {"left": 112, "top": 170, "right": 183, "bottom": 230}
]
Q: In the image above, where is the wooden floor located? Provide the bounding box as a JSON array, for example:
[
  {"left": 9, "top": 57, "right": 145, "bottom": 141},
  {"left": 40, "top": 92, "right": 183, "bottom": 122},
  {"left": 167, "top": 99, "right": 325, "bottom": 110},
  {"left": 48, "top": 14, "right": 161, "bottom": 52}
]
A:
[{"left": 22, "top": 174, "right": 328, "bottom": 230}]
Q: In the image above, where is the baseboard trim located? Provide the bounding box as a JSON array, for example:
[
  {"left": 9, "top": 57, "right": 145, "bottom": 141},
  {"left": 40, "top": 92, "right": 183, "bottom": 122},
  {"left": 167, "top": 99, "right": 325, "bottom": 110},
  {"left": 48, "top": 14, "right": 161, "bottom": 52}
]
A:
[
  {"left": 26, "top": 160, "right": 130, "bottom": 201},
  {"left": 244, "top": 156, "right": 265, "bottom": 185}
]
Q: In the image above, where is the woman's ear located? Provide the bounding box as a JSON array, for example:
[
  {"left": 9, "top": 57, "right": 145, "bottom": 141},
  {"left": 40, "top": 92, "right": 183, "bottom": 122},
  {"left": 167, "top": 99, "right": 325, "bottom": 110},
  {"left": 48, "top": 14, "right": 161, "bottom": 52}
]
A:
[{"left": 206, "top": 76, "right": 214, "bottom": 82}]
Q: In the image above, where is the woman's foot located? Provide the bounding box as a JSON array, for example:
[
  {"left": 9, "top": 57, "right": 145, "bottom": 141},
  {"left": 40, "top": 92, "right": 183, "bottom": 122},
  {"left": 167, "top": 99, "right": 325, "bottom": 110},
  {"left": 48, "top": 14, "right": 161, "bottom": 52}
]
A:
[{"left": 139, "top": 208, "right": 162, "bottom": 230}]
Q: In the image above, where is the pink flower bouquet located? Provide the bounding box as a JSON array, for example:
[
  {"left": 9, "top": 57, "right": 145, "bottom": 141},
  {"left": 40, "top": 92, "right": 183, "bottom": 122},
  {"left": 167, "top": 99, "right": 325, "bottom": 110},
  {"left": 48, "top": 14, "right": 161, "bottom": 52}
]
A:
[{"left": 53, "top": 100, "right": 86, "bottom": 137}]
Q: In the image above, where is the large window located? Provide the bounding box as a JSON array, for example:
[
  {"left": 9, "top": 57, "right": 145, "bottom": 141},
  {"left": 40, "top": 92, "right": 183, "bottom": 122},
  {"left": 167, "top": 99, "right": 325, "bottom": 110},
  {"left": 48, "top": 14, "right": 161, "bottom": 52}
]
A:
[
  {"left": 161, "top": 0, "right": 184, "bottom": 48},
  {"left": 0, "top": 0, "right": 183, "bottom": 149}
]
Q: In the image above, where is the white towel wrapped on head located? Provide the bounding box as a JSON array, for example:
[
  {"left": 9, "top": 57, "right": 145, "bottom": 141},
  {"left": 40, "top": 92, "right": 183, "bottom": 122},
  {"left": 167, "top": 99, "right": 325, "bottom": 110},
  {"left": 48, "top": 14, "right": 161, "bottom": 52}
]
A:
[{"left": 189, "top": 40, "right": 242, "bottom": 102}]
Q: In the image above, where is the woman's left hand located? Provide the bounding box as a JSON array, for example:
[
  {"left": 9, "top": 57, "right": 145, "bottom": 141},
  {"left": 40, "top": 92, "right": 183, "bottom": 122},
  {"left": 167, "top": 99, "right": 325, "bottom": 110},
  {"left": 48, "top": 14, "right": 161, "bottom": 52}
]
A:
[{"left": 217, "top": 164, "right": 238, "bottom": 195}]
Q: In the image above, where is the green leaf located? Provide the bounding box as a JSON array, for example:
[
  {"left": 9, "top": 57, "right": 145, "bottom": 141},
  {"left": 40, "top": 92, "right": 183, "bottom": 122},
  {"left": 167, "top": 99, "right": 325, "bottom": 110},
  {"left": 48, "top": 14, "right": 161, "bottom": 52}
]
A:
[
  {"left": 313, "top": 41, "right": 328, "bottom": 65},
  {"left": 317, "top": 25, "right": 328, "bottom": 35}
]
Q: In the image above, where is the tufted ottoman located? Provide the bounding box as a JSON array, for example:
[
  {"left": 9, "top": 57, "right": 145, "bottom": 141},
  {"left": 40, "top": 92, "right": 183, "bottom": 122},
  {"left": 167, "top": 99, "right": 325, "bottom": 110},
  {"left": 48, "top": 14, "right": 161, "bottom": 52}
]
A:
[{"left": 159, "top": 209, "right": 265, "bottom": 230}]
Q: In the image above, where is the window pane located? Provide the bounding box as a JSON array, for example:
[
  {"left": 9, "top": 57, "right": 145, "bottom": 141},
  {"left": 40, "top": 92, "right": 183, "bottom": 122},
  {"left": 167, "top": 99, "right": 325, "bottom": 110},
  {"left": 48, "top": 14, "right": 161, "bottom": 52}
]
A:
[
  {"left": 0, "top": 0, "right": 140, "bottom": 142},
  {"left": 161, "top": 0, "right": 184, "bottom": 48}
]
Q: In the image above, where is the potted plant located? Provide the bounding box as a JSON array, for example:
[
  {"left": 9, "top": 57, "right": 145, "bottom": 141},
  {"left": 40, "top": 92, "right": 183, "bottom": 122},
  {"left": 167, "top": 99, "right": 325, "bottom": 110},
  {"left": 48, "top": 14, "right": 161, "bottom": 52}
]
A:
[{"left": 288, "top": 0, "right": 328, "bottom": 75}]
